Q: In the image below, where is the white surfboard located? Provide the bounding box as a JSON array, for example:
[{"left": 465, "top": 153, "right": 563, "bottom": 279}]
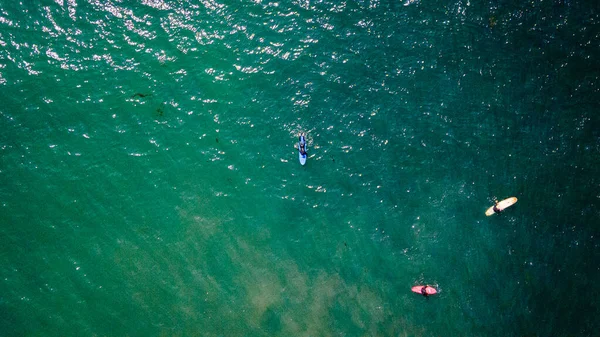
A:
[{"left": 485, "top": 197, "right": 518, "bottom": 216}]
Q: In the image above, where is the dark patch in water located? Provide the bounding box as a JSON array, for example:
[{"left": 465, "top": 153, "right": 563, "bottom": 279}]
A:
[
  {"left": 260, "top": 307, "right": 281, "bottom": 334},
  {"left": 156, "top": 105, "right": 164, "bottom": 117},
  {"left": 132, "top": 93, "right": 152, "bottom": 99}
]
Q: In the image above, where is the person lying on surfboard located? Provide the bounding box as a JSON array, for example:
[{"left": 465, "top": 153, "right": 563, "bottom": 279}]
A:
[
  {"left": 421, "top": 286, "right": 431, "bottom": 297},
  {"left": 412, "top": 285, "right": 437, "bottom": 297}
]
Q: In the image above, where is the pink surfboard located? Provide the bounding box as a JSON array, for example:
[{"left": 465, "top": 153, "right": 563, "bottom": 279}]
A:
[{"left": 412, "top": 285, "right": 437, "bottom": 295}]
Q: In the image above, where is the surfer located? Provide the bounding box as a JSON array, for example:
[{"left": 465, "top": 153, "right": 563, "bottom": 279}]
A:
[
  {"left": 492, "top": 202, "right": 502, "bottom": 214},
  {"left": 299, "top": 134, "right": 307, "bottom": 156},
  {"left": 485, "top": 197, "right": 518, "bottom": 216},
  {"left": 298, "top": 133, "right": 308, "bottom": 165},
  {"left": 412, "top": 285, "right": 437, "bottom": 296}
]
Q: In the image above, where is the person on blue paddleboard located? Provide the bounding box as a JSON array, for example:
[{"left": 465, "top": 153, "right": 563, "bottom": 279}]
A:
[
  {"left": 298, "top": 133, "right": 307, "bottom": 165},
  {"left": 299, "top": 134, "right": 307, "bottom": 156}
]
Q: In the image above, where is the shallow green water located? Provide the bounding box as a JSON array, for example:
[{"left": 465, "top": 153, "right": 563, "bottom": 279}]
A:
[{"left": 1, "top": 0, "right": 599, "bottom": 336}]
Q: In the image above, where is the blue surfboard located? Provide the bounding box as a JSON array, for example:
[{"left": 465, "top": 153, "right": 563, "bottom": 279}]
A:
[{"left": 298, "top": 135, "right": 307, "bottom": 165}]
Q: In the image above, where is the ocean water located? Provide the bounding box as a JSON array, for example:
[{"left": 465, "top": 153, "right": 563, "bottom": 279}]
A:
[{"left": 0, "top": 0, "right": 598, "bottom": 336}]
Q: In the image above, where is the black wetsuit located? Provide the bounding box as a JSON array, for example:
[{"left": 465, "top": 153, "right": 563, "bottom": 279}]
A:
[
  {"left": 421, "top": 286, "right": 428, "bottom": 297},
  {"left": 299, "top": 136, "right": 307, "bottom": 156},
  {"left": 493, "top": 205, "right": 501, "bottom": 213}
]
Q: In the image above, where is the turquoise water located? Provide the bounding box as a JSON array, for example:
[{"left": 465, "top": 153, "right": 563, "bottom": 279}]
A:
[{"left": 1, "top": 0, "right": 598, "bottom": 335}]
